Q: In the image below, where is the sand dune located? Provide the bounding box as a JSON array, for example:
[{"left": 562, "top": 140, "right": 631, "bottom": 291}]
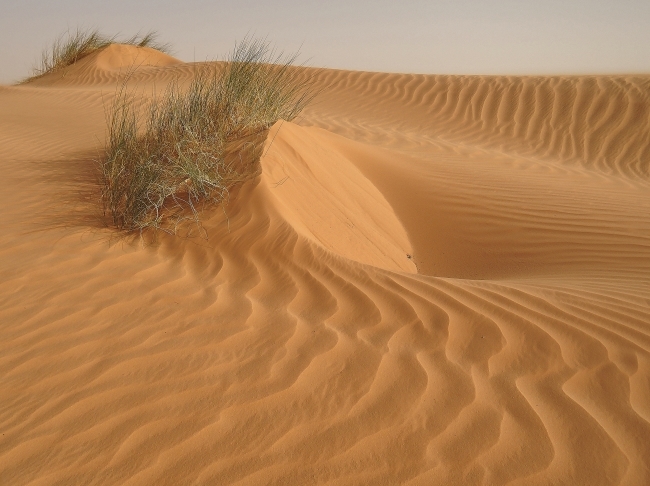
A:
[{"left": 1, "top": 45, "right": 650, "bottom": 485}]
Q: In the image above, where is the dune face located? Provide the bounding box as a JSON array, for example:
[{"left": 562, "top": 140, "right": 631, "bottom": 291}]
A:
[{"left": 1, "top": 45, "right": 650, "bottom": 485}]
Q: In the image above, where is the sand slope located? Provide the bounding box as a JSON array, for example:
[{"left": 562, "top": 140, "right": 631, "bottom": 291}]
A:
[{"left": 1, "top": 46, "right": 650, "bottom": 485}]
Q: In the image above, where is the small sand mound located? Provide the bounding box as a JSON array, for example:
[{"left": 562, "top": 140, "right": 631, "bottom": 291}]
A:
[
  {"left": 25, "top": 43, "right": 182, "bottom": 86},
  {"left": 90, "top": 43, "right": 181, "bottom": 70}
]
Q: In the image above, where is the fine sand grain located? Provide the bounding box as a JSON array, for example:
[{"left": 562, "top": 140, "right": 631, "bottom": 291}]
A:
[{"left": 1, "top": 45, "right": 649, "bottom": 485}]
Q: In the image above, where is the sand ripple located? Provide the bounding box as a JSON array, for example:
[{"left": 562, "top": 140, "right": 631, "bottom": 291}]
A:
[{"left": 1, "top": 47, "right": 649, "bottom": 484}]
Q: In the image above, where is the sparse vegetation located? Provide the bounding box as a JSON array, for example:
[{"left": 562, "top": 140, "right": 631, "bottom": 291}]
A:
[
  {"left": 24, "top": 28, "right": 171, "bottom": 82},
  {"left": 99, "top": 38, "right": 316, "bottom": 235}
]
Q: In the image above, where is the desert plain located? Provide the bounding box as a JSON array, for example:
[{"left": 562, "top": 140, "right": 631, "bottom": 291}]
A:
[{"left": 1, "top": 44, "right": 650, "bottom": 485}]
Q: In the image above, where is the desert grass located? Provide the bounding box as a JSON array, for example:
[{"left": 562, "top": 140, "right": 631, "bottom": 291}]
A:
[
  {"left": 23, "top": 28, "right": 171, "bottom": 82},
  {"left": 100, "top": 38, "right": 316, "bottom": 235}
]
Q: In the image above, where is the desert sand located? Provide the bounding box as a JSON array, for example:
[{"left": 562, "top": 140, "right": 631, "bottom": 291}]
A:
[{"left": 1, "top": 45, "right": 650, "bottom": 485}]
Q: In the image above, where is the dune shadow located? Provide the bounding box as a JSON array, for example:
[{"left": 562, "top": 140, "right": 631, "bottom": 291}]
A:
[{"left": 26, "top": 149, "right": 112, "bottom": 236}]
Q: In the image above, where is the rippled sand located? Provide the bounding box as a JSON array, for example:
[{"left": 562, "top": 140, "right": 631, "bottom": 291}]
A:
[{"left": 1, "top": 45, "right": 649, "bottom": 485}]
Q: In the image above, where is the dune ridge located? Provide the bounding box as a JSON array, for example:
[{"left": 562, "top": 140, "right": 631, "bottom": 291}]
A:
[
  {"left": 303, "top": 71, "right": 650, "bottom": 179},
  {"left": 1, "top": 45, "right": 649, "bottom": 485}
]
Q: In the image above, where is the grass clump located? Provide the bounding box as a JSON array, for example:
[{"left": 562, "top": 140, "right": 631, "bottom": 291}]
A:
[
  {"left": 25, "top": 28, "right": 171, "bottom": 81},
  {"left": 100, "top": 38, "right": 316, "bottom": 235}
]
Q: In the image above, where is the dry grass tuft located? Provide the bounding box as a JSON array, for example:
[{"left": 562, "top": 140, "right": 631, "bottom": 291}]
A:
[
  {"left": 99, "top": 38, "right": 317, "bottom": 235},
  {"left": 24, "top": 28, "right": 171, "bottom": 82}
]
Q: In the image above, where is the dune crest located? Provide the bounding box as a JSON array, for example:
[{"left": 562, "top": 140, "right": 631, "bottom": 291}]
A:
[
  {"left": 1, "top": 58, "right": 650, "bottom": 485},
  {"left": 260, "top": 121, "right": 416, "bottom": 273}
]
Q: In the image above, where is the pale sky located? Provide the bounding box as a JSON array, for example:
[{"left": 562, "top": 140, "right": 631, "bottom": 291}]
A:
[{"left": 2, "top": 0, "right": 650, "bottom": 84}]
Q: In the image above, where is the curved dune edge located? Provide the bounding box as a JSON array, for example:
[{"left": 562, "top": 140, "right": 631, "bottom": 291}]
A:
[
  {"left": 1, "top": 59, "right": 650, "bottom": 485},
  {"left": 260, "top": 121, "right": 416, "bottom": 273}
]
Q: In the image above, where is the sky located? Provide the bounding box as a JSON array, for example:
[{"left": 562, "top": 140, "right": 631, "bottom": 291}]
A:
[{"left": 1, "top": 0, "right": 650, "bottom": 84}]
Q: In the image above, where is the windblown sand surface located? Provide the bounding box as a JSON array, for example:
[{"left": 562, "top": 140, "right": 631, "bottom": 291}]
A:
[{"left": 1, "top": 45, "right": 650, "bottom": 485}]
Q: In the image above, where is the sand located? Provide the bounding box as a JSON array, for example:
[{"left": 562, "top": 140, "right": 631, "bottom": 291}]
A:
[{"left": 1, "top": 45, "right": 650, "bottom": 485}]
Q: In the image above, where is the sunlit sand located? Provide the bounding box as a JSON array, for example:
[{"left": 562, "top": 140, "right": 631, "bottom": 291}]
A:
[{"left": 1, "top": 44, "right": 650, "bottom": 485}]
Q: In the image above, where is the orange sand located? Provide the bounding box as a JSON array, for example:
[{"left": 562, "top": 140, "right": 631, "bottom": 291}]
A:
[{"left": 1, "top": 45, "right": 650, "bottom": 485}]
